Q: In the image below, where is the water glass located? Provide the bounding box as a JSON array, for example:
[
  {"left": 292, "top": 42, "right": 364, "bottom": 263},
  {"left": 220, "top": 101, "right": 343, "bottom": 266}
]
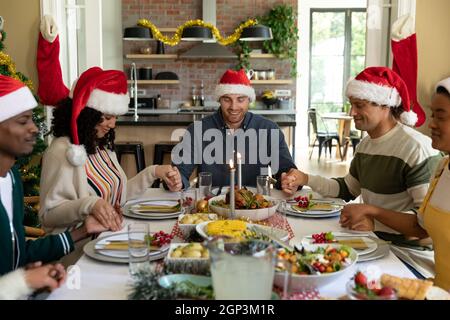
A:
[
  {"left": 256, "top": 175, "right": 270, "bottom": 195},
  {"left": 207, "top": 239, "right": 276, "bottom": 300},
  {"left": 181, "top": 188, "right": 197, "bottom": 214},
  {"left": 128, "top": 224, "right": 150, "bottom": 276},
  {"left": 198, "top": 172, "right": 212, "bottom": 199}
]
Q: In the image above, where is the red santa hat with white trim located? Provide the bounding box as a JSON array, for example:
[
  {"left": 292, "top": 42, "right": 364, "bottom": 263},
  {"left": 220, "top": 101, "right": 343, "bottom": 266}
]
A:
[
  {"left": 214, "top": 69, "right": 255, "bottom": 102},
  {"left": 0, "top": 75, "right": 37, "bottom": 122},
  {"left": 66, "top": 67, "right": 130, "bottom": 166},
  {"left": 345, "top": 66, "right": 418, "bottom": 126}
]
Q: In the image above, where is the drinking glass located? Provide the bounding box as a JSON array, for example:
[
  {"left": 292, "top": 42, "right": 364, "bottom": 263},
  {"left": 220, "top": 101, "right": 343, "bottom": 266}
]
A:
[
  {"left": 181, "top": 188, "right": 197, "bottom": 214},
  {"left": 128, "top": 224, "right": 150, "bottom": 276},
  {"left": 256, "top": 175, "right": 270, "bottom": 195},
  {"left": 198, "top": 172, "right": 212, "bottom": 200},
  {"left": 207, "top": 239, "right": 276, "bottom": 300}
]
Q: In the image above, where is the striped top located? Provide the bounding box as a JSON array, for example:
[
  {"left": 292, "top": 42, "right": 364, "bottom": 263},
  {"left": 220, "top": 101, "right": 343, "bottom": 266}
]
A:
[
  {"left": 85, "top": 147, "right": 124, "bottom": 207},
  {"left": 308, "top": 123, "right": 443, "bottom": 231}
]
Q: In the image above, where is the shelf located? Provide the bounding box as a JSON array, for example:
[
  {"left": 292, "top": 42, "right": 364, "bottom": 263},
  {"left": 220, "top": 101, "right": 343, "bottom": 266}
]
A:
[
  {"left": 127, "top": 80, "right": 180, "bottom": 85},
  {"left": 249, "top": 53, "right": 277, "bottom": 58},
  {"left": 125, "top": 54, "right": 178, "bottom": 59},
  {"left": 251, "top": 80, "right": 293, "bottom": 84}
]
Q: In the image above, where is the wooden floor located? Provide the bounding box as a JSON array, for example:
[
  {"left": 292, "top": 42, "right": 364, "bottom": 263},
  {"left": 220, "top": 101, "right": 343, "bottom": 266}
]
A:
[{"left": 295, "top": 145, "right": 352, "bottom": 178}]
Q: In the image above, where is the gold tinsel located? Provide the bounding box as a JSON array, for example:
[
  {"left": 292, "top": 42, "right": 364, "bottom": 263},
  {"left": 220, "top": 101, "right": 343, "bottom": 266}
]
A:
[
  {"left": 137, "top": 18, "right": 258, "bottom": 46},
  {"left": 0, "top": 51, "right": 33, "bottom": 90}
]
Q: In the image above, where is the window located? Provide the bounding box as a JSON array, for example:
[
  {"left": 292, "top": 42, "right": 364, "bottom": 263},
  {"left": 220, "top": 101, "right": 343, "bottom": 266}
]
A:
[{"left": 309, "top": 8, "right": 367, "bottom": 123}]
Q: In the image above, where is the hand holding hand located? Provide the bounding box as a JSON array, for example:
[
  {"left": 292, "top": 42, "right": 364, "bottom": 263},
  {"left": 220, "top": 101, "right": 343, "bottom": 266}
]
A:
[
  {"left": 156, "top": 165, "right": 183, "bottom": 192},
  {"left": 24, "top": 263, "right": 66, "bottom": 291},
  {"left": 281, "top": 169, "right": 307, "bottom": 195}
]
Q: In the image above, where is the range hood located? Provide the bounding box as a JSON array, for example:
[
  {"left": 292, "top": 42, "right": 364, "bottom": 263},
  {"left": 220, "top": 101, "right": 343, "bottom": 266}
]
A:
[{"left": 179, "top": 0, "right": 235, "bottom": 59}]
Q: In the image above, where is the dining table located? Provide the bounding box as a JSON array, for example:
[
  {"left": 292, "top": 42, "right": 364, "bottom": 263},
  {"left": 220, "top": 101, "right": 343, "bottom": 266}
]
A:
[{"left": 47, "top": 187, "right": 416, "bottom": 300}]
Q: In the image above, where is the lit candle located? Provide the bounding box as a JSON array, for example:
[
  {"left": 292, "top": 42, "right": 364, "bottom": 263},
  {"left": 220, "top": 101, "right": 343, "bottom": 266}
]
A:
[
  {"left": 237, "top": 152, "right": 242, "bottom": 189},
  {"left": 230, "top": 159, "right": 235, "bottom": 219}
]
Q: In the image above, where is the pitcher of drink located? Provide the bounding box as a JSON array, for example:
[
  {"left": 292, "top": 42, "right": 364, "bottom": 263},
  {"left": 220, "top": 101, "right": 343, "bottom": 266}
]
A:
[{"left": 206, "top": 238, "right": 276, "bottom": 300}]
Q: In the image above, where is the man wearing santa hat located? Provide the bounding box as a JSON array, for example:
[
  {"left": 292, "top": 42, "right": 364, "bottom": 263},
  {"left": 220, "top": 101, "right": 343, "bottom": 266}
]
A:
[
  {"left": 171, "top": 68, "right": 297, "bottom": 189},
  {"left": 0, "top": 75, "right": 106, "bottom": 299},
  {"left": 281, "top": 67, "right": 442, "bottom": 278}
]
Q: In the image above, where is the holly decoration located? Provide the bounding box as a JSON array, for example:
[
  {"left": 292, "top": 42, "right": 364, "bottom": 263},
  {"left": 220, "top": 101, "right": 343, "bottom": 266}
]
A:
[{"left": 148, "top": 231, "right": 173, "bottom": 247}]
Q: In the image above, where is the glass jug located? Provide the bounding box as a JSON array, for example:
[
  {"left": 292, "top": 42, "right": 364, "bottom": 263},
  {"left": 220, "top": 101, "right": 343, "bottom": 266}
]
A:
[{"left": 206, "top": 238, "right": 276, "bottom": 300}]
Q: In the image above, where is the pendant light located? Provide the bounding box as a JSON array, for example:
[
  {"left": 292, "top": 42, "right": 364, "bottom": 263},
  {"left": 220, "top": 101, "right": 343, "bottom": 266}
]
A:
[
  {"left": 239, "top": 24, "right": 272, "bottom": 41},
  {"left": 181, "top": 26, "right": 213, "bottom": 41},
  {"left": 123, "top": 26, "right": 153, "bottom": 40}
]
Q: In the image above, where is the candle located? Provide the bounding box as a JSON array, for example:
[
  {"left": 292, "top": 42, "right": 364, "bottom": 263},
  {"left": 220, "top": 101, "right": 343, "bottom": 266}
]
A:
[
  {"left": 230, "top": 159, "right": 235, "bottom": 219},
  {"left": 237, "top": 152, "right": 242, "bottom": 189}
]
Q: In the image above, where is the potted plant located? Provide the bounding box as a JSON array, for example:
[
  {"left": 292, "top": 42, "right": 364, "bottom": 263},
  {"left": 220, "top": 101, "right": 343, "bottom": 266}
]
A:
[{"left": 258, "top": 4, "right": 299, "bottom": 77}]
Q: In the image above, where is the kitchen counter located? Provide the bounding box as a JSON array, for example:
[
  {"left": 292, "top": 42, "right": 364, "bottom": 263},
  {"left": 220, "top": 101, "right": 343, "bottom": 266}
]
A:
[
  {"left": 115, "top": 109, "right": 297, "bottom": 175},
  {"left": 117, "top": 113, "right": 296, "bottom": 126}
]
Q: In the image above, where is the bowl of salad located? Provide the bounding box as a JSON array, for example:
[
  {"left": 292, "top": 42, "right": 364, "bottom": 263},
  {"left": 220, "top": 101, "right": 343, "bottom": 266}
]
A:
[{"left": 274, "top": 244, "right": 358, "bottom": 290}]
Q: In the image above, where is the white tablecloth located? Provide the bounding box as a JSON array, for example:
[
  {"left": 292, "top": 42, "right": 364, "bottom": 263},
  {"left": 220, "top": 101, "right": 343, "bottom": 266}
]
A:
[{"left": 47, "top": 188, "right": 415, "bottom": 300}]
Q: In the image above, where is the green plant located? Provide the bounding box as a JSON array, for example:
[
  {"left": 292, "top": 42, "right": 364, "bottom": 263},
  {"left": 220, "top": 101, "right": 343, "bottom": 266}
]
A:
[
  {"left": 258, "top": 4, "right": 299, "bottom": 77},
  {"left": 234, "top": 39, "right": 251, "bottom": 71}
]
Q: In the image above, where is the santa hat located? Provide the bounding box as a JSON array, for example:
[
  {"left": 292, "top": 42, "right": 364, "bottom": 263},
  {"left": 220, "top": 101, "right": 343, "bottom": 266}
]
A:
[
  {"left": 345, "top": 66, "right": 418, "bottom": 126},
  {"left": 0, "top": 75, "right": 37, "bottom": 122},
  {"left": 436, "top": 77, "right": 450, "bottom": 94},
  {"left": 37, "top": 15, "right": 70, "bottom": 106},
  {"left": 214, "top": 69, "right": 255, "bottom": 102},
  {"left": 66, "top": 67, "right": 130, "bottom": 166}
]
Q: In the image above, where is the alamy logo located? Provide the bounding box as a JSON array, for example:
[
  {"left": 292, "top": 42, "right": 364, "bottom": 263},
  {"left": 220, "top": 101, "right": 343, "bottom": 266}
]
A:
[
  {"left": 66, "top": 265, "right": 81, "bottom": 290},
  {"left": 170, "top": 121, "right": 281, "bottom": 174}
]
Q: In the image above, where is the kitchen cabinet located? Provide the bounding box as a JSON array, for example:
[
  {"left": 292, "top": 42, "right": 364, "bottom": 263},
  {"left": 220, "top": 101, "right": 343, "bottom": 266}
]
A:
[
  {"left": 251, "top": 80, "right": 293, "bottom": 85},
  {"left": 125, "top": 54, "right": 178, "bottom": 59},
  {"left": 127, "top": 80, "right": 180, "bottom": 85}
]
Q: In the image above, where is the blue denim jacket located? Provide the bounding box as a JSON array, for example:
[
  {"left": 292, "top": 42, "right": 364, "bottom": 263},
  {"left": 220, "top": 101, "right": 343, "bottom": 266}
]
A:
[{"left": 172, "top": 110, "right": 296, "bottom": 189}]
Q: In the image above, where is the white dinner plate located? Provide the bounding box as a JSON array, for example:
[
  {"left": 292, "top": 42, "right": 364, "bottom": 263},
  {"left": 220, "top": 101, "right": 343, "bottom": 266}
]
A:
[
  {"left": 284, "top": 203, "right": 342, "bottom": 218},
  {"left": 123, "top": 199, "right": 183, "bottom": 220},
  {"left": 92, "top": 233, "right": 169, "bottom": 259},
  {"left": 301, "top": 233, "right": 378, "bottom": 256}
]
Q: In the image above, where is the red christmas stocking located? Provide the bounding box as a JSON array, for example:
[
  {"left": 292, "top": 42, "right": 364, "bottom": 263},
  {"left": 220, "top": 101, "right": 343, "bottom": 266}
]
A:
[
  {"left": 391, "top": 17, "right": 426, "bottom": 127},
  {"left": 37, "top": 16, "right": 69, "bottom": 106}
]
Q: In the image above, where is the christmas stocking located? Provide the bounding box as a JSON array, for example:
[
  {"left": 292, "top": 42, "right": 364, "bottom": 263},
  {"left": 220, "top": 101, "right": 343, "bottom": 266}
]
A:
[
  {"left": 391, "top": 15, "right": 426, "bottom": 127},
  {"left": 37, "top": 15, "right": 69, "bottom": 106}
]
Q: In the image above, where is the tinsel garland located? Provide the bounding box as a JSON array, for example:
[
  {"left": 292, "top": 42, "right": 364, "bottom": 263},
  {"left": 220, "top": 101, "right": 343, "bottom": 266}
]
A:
[
  {"left": 137, "top": 18, "right": 257, "bottom": 46},
  {"left": 0, "top": 51, "right": 33, "bottom": 90}
]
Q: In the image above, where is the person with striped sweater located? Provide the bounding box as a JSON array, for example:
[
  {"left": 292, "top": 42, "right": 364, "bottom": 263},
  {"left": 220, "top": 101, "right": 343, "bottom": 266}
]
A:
[
  {"left": 0, "top": 75, "right": 106, "bottom": 299},
  {"left": 38, "top": 67, "right": 180, "bottom": 266},
  {"left": 281, "top": 67, "right": 442, "bottom": 278}
]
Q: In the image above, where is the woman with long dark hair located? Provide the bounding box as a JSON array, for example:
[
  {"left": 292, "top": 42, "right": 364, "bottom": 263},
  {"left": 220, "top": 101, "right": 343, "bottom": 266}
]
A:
[{"left": 39, "top": 67, "right": 181, "bottom": 236}]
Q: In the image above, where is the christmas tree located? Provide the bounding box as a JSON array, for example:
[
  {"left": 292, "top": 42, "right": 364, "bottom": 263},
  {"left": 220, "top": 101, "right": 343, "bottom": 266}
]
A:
[{"left": 0, "top": 17, "right": 47, "bottom": 227}]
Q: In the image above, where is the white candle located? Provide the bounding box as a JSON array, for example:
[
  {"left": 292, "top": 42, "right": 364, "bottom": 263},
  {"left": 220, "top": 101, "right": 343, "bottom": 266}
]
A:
[
  {"left": 230, "top": 159, "right": 235, "bottom": 219},
  {"left": 237, "top": 152, "right": 242, "bottom": 189}
]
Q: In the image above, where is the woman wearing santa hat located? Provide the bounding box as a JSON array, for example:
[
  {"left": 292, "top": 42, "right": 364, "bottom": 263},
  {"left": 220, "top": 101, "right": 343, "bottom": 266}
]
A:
[
  {"left": 0, "top": 75, "right": 106, "bottom": 299},
  {"left": 38, "top": 67, "right": 181, "bottom": 243}
]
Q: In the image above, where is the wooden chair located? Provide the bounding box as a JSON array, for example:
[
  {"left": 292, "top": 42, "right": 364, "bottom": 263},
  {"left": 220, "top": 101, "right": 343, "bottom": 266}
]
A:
[{"left": 23, "top": 196, "right": 45, "bottom": 240}]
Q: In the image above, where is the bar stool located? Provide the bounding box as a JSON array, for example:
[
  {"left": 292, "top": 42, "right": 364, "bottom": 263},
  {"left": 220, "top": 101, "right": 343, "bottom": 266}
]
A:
[
  {"left": 152, "top": 141, "right": 178, "bottom": 187},
  {"left": 115, "top": 141, "right": 146, "bottom": 173}
]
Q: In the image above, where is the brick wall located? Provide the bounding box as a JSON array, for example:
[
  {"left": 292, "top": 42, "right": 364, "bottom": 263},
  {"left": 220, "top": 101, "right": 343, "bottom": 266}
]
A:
[{"left": 122, "top": 0, "right": 297, "bottom": 105}]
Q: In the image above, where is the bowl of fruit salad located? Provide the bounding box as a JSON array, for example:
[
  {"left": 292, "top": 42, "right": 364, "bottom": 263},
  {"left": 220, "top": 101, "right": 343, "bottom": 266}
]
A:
[
  {"left": 346, "top": 271, "right": 397, "bottom": 300},
  {"left": 274, "top": 244, "right": 357, "bottom": 290}
]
